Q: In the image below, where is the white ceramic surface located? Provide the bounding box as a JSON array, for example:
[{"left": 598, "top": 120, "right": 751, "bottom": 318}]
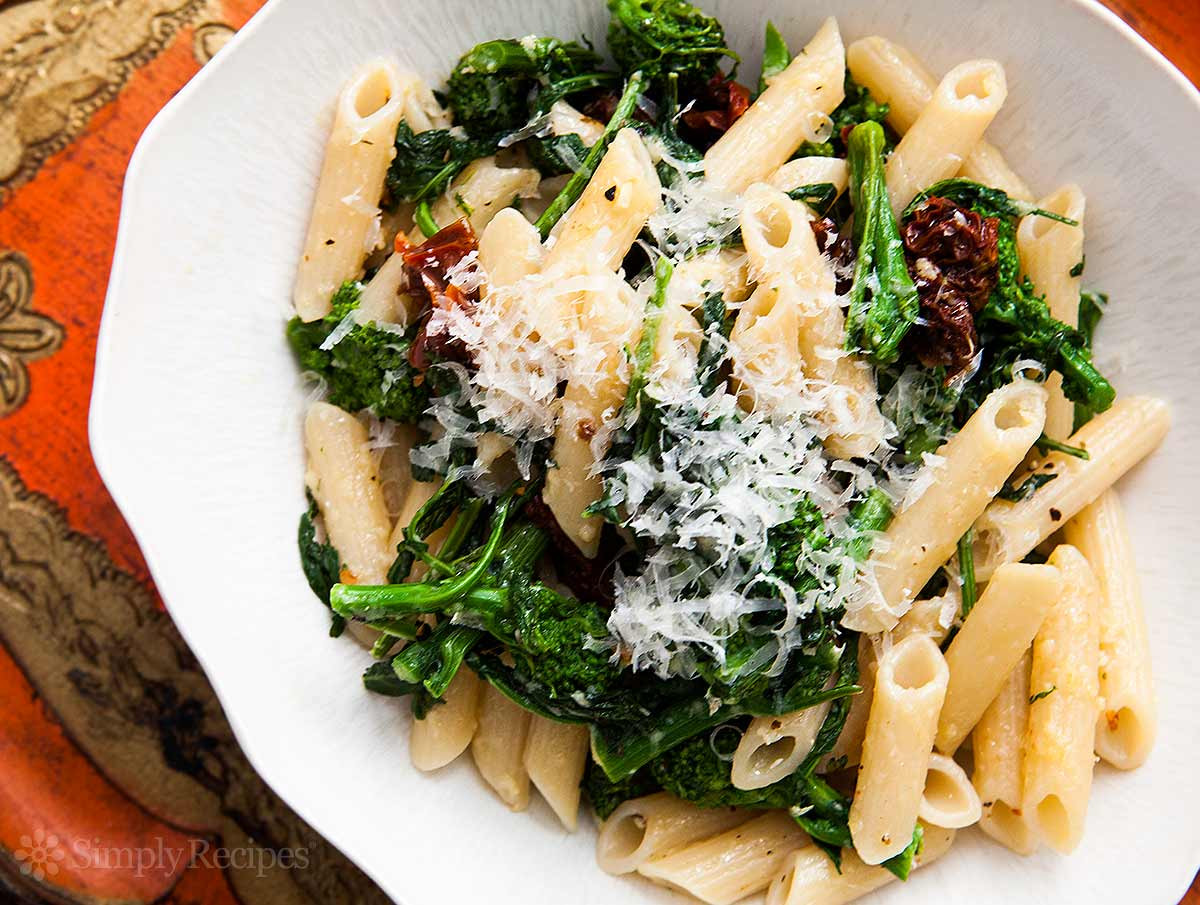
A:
[{"left": 91, "top": 1, "right": 1200, "bottom": 902}]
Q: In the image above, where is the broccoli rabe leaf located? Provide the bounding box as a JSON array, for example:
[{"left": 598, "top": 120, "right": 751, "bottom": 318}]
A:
[
  {"left": 298, "top": 491, "right": 345, "bottom": 637},
  {"left": 607, "top": 0, "right": 736, "bottom": 87},
  {"left": 845, "top": 121, "right": 920, "bottom": 364},
  {"left": 582, "top": 759, "right": 661, "bottom": 820},
  {"left": 758, "top": 22, "right": 789, "bottom": 94},
  {"left": 286, "top": 281, "right": 430, "bottom": 423},
  {"left": 446, "top": 37, "right": 604, "bottom": 139},
  {"left": 385, "top": 123, "right": 496, "bottom": 203}
]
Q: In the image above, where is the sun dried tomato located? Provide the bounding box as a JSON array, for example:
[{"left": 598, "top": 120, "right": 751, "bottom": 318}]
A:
[
  {"left": 678, "top": 72, "right": 752, "bottom": 149},
  {"left": 900, "top": 197, "right": 1000, "bottom": 373},
  {"left": 400, "top": 219, "right": 480, "bottom": 370},
  {"left": 810, "top": 216, "right": 855, "bottom": 295}
]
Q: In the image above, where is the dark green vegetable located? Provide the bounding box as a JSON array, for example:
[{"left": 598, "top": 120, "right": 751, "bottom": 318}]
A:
[
  {"left": 298, "top": 491, "right": 345, "bottom": 636},
  {"left": 903, "top": 178, "right": 1078, "bottom": 226},
  {"left": 695, "top": 288, "right": 735, "bottom": 396},
  {"left": 758, "top": 22, "right": 789, "bottom": 94},
  {"left": 607, "top": 0, "right": 735, "bottom": 86},
  {"left": 534, "top": 71, "right": 647, "bottom": 238},
  {"left": 1036, "top": 434, "right": 1090, "bottom": 460},
  {"left": 996, "top": 472, "right": 1058, "bottom": 502},
  {"left": 957, "top": 528, "right": 977, "bottom": 619},
  {"left": 286, "top": 281, "right": 430, "bottom": 424},
  {"left": 1029, "top": 685, "right": 1057, "bottom": 704},
  {"left": 1073, "top": 290, "right": 1108, "bottom": 430},
  {"left": 413, "top": 200, "right": 439, "bottom": 238},
  {"left": 582, "top": 760, "right": 661, "bottom": 819},
  {"left": 385, "top": 122, "right": 495, "bottom": 203},
  {"left": 845, "top": 121, "right": 920, "bottom": 364},
  {"left": 446, "top": 37, "right": 604, "bottom": 139}
]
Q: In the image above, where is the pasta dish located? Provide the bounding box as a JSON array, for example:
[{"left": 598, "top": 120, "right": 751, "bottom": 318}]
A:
[{"left": 286, "top": 2, "right": 1170, "bottom": 901}]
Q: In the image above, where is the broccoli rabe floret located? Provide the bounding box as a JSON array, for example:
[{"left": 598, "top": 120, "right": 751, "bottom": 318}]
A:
[
  {"left": 447, "top": 37, "right": 604, "bottom": 139},
  {"left": 582, "top": 760, "right": 661, "bottom": 819},
  {"left": 286, "top": 281, "right": 429, "bottom": 423},
  {"left": 606, "top": 0, "right": 734, "bottom": 87},
  {"left": 765, "top": 499, "right": 830, "bottom": 586},
  {"left": 334, "top": 518, "right": 621, "bottom": 707}
]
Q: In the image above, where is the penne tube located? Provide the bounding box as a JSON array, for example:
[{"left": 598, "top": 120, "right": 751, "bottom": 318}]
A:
[
  {"left": 1017, "top": 185, "right": 1086, "bottom": 439},
  {"left": 973, "top": 651, "right": 1039, "bottom": 855},
  {"left": 524, "top": 717, "right": 590, "bottom": 830},
  {"left": 304, "top": 401, "right": 392, "bottom": 585},
  {"left": 410, "top": 668, "right": 482, "bottom": 771},
  {"left": 420, "top": 156, "right": 540, "bottom": 240},
  {"left": 1062, "top": 490, "right": 1156, "bottom": 769},
  {"left": 765, "top": 824, "right": 955, "bottom": 905},
  {"left": 853, "top": 380, "right": 1046, "bottom": 632},
  {"left": 1023, "top": 545, "right": 1101, "bottom": 854},
  {"left": 638, "top": 811, "right": 808, "bottom": 905},
  {"left": 936, "top": 562, "right": 1061, "bottom": 753},
  {"left": 471, "top": 683, "right": 533, "bottom": 811},
  {"left": 542, "top": 277, "right": 639, "bottom": 557},
  {"left": 294, "top": 60, "right": 409, "bottom": 321},
  {"left": 972, "top": 396, "right": 1171, "bottom": 580},
  {"left": 849, "top": 634, "right": 949, "bottom": 865},
  {"left": 543, "top": 127, "right": 660, "bottom": 275},
  {"left": 667, "top": 248, "right": 753, "bottom": 311},
  {"left": 920, "top": 753, "right": 982, "bottom": 828},
  {"left": 478, "top": 207, "right": 544, "bottom": 288},
  {"left": 732, "top": 698, "right": 834, "bottom": 791},
  {"left": 596, "top": 793, "right": 747, "bottom": 875},
  {"left": 358, "top": 250, "right": 415, "bottom": 326},
  {"left": 885, "top": 59, "right": 1008, "bottom": 216},
  {"left": 768, "top": 156, "right": 849, "bottom": 200},
  {"left": 846, "top": 36, "right": 1033, "bottom": 200},
  {"left": 705, "top": 18, "right": 846, "bottom": 193}
]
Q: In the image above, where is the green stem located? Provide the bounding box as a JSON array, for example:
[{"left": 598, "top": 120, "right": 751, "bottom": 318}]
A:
[
  {"left": 534, "top": 71, "right": 646, "bottom": 239},
  {"left": 414, "top": 200, "right": 439, "bottom": 238},
  {"left": 1036, "top": 431, "right": 1091, "bottom": 460},
  {"left": 958, "top": 528, "right": 977, "bottom": 618},
  {"left": 590, "top": 697, "right": 731, "bottom": 781},
  {"left": 332, "top": 496, "right": 513, "bottom": 619}
]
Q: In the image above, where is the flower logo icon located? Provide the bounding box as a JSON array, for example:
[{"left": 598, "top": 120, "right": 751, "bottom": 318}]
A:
[{"left": 14, "top": 829, "right": 66, "bottom": 880}]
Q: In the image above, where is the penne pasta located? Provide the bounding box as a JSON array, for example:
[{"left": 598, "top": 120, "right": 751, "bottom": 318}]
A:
[
  {"left": 294, "top": 60, "right": 409, "bottom": 321},
  {"left": 973, "top": 651, "right": 1039, "bottom": 855},
  {"left": 596, "top": 794, "right": 747, "bottom": 875},
  {"left": 410, "top": 668, "right": 482, "bottom": 771},
  {"left": 471, "top": 683, "right": 534, "bottom": 811},
  {"left": 821, "top": 635, "right": 876, "bottom": 771},
  {"left": 1017, "top": 185, "right": 1086, "bottom": 439},
  {"left": 972, "top": 396, "right": 1171, "bottom": 580},
  {"left": 849, "top": 634, "right": 949, "bottom": 864},
  {"left": 768, "top": 156, "right": 849, "bottom": 200},
  {"left": 304, "top": 401, "right": 393, "bottom": 585},
  {"left": 936, "top": 562, "right": 1061, "bottom": 753},
  {"left": 853, "top": 380, "right": 1046, "bottom": 632},
  {"left": 765, "top": 824, "right": 955, "bottom": 905},
  {"left": 732, "top": 698, "right": 833, "bottom": 791},
  {"left": 885, "top": 59, "right": 1008, "bottom": 216},
  {"left": 420, "top": 156, "right": 540, "bottom": 240},
  {"left": 638, "top": 811, "right": 808, "bottom": 905},
  {"left": 1062, "top": 490, "right": 1156, "bottom": 769},
  {"left": 705, "top": 18, "right": 846, "bottom": 193},
  {"left": 920, "top": 753, "right": 982, "bottom": 828},
  {"left": 524, "top": 717, "right": 590, "bottom": 830},
  {"left": 1022, "top": 545, "right": 1101, "bottom": 854},
  {"left": 846, "top": 36, "right": 1033, "bottom": 200},
  {"left": 543, "top": 127, "right": 660, "bottom": 275}
]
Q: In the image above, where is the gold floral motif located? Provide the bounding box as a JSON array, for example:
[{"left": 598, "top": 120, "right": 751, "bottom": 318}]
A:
[
  {"left": 0, "top": 0, "right": 219, "bottom": 199},
  {"left": 0, "top": 250, "right": 63, "bottom": 418}
]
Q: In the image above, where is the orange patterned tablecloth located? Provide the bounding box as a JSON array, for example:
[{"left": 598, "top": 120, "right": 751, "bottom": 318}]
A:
[{"left": 0, "top": 2, "right": 1196, "bottom": 903}]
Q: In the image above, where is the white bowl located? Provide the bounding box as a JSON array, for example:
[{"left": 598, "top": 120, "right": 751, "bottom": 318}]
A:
[{"left": 91, "top": 0, "right": 1200, "bottom": 902}]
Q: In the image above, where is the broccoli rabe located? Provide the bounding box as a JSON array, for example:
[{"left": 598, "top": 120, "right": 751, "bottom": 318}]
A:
[
  {"left": 447, "top": 37, "right": 605, "bottom": 139},
  {"left": 385, "top": 123, "right": 496, "bottom": 203},
  {"left": 606, "top": 0, "right": 735, "bottom": 87},
  {"left": 765, "top": 499, "right": 830, "bottom": 587},
  {"left": 844, "top": 121, "right": 920, "bottom": 364},
  {"left": 334, "top": 512, "right": 622, "bottom": 709},
  {"left": 286, "top": 281, "right": 429, "bottom": 423}
]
